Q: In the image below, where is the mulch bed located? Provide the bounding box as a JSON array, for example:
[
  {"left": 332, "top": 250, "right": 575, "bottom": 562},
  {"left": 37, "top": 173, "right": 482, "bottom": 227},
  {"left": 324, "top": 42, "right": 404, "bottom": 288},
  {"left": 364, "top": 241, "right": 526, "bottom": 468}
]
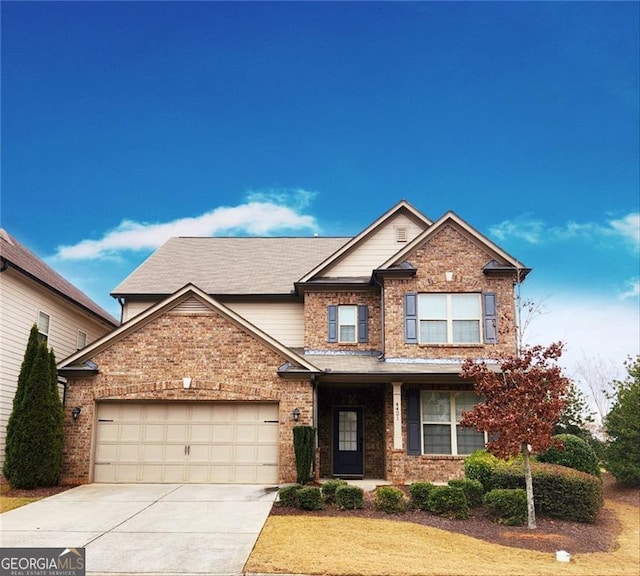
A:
[{"left": 271, "top": 474, "right": 640, "bottom": 554}]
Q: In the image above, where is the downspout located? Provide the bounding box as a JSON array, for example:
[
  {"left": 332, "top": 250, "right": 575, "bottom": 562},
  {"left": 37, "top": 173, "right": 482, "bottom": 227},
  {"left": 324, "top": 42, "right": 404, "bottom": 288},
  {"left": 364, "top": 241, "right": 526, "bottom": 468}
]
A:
[
  {"left": 117, "top": 297, "right": 125, "bottom": 324},
  {"left": 312, "top": 374, "right": 319, "bottom": 481},
  {"left": 373, "top": 274, "right": 385, "bottom": 358}
]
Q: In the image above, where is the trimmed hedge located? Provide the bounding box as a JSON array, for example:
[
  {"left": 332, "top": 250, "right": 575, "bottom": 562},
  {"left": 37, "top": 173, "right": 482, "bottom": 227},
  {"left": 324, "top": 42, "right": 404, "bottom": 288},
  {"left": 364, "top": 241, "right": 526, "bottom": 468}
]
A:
[
  {"left": 484, "top": 489, "right": 527, "bottom": 526},
  {"left": 426, "top": 486, "right": 469, "bottom": 519},
  {"left": 322, "top": 479, "right": 348, "bottom": 503},
  {"left": 409, "top": 481, "right": 436, "bottom": 511},
  {"left": 374, "top": 486, "right": 407, "bottom": 513},
  {"left": 297, "top": 486, "right": 323, "bottom": 510},
  {"left": 448, "top": 478, "right": 484, "bottom": 508},
  {"left": 537, "top": 434, "right": 601, "bottom": 477},
  {"left": 277, "top": 484, "right": 302, "bottom": 507},
  {"left": 491, "top": 461, "right": 604, "bottom": 523},
  {"left": 464, "top": 450, "right": 503, "bottom": 492},
  {"left": 335, "top": 485, "right": 364, "bottom": 510}
]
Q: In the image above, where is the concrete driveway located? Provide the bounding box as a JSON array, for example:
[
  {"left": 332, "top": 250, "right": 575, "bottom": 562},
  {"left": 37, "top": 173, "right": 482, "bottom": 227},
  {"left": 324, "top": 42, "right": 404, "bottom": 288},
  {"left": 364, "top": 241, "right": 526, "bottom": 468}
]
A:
[{"left": 0, "top": 483, "right": 278, "bottom": 576}]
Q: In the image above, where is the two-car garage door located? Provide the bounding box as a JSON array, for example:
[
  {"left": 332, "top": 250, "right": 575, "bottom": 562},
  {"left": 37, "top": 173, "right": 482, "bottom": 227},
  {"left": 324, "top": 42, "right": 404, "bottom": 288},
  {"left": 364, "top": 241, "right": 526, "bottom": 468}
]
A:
[{"left": 94, "top": 402, "right": 279, "bottom": 483}]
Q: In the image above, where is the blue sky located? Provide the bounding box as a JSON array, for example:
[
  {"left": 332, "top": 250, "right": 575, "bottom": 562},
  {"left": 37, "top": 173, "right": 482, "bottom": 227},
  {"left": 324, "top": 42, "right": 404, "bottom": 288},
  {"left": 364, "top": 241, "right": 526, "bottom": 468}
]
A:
[{"left": 2, "top": 1, "right": 638, "bottom": 383}]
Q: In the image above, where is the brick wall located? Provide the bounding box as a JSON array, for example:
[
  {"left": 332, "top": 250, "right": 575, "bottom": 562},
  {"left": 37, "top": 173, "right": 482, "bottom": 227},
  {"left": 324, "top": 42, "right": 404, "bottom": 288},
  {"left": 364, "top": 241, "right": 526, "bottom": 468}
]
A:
[
  {"left": 304, "top": 289, "right": 381, "bottom": 351},
  {"left": 61, "top": 309, "right": 312, "bottom": 484},
  {"left": 384, "top": 224, "right": 518, "bottom": 359}
]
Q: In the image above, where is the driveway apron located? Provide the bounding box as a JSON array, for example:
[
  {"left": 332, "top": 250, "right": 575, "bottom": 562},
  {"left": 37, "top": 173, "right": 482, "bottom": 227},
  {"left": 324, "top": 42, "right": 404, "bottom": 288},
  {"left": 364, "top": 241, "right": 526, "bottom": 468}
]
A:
[{"left": 1, "top": 483, "right": 278, "bottom": 575}]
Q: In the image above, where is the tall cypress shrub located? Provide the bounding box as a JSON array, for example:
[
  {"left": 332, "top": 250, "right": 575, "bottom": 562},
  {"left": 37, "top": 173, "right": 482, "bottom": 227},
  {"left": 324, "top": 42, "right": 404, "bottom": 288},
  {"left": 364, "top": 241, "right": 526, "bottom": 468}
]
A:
[
  {"left": 4, "top": 341, "right": 64, "bottom": 488},
  {"left": 3, "top": 325, "right": 41, "bottom": 482},
  {"left": 293, "top": 425, "right": 315, "bottom": 485}
]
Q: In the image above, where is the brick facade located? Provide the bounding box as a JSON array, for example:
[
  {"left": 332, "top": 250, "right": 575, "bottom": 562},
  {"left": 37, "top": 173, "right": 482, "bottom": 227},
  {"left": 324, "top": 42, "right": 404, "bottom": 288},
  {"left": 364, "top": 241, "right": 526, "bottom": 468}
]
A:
[{"left": 62, "top": 309, "right": 311, "bottom": 484}]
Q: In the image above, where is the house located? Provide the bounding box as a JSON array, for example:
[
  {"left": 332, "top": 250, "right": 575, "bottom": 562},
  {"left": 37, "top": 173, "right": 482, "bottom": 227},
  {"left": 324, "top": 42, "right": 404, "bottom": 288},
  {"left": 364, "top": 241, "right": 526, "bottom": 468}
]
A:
[
  {"left": 0, "top": 228, "right": 119, "bottom": 468},
  {"left": 57, "top": 201, "right": 530, "bottom": 485}
]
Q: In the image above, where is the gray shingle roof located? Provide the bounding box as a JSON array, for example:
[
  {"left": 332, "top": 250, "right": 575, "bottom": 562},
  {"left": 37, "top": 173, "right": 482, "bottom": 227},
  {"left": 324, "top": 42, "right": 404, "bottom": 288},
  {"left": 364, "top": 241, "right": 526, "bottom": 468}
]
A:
[
  {"left": 0, "top": 229, "right": 119, "bottom": 326},
  {"left": 111, "top": 237, "right": 350, "bottom": 296}
]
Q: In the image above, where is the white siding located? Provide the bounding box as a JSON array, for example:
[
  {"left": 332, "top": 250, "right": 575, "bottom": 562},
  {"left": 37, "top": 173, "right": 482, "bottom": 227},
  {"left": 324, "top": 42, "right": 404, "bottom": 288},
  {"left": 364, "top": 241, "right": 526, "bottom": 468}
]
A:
[
  {"left": 0, "top": 269, "right": 115, "bottom": 466},
  {"left": 326, "top": 213, "right": 427, "bottom": 277},
  {"left": 225, "top": 302, "right": 304, "bottom": 347},
  {"left": 122, "top": 300, "right": 156, "bottom": 322}
]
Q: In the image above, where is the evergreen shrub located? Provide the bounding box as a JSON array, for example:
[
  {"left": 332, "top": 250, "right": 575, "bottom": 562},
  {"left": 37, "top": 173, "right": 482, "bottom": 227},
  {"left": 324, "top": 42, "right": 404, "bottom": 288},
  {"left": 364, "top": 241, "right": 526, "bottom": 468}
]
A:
[
  {"left": 464, "top": 450, "right": 502, "bottom": 492},
  {"left": 322, "top": 479, "right": 348, "bottom": 503},
  {"left": 335, "top": 485, "right": 364, "bottom": 510},
  {"left": 297, "top": 486, "right": 323, "bottom": 510},
  {"left": 484, "top": 489, "right": 527, "bottom": 526},
  {"left": 448, "top": 478, "right": 484, "bottom": 507},
  {"left": 374, "top": 486, "right": 407, "bottom": 513},
  {"left": 426, "top": 486, "right": 469, "bottom": 519},
  {"left": 277, "top": 484, "right": 302, "bottom": 507},
  {"left": 408, "top": 481, "right": 435, "bottom": 510},
  {"left": 537, "top": 434, "right": 601, "bottom": 476}
]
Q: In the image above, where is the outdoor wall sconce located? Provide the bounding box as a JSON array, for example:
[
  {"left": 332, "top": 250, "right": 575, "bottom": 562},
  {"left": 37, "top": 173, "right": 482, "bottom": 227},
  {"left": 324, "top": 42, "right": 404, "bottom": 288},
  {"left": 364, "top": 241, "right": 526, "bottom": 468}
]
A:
[
  {"left": 71, "top": 406, "right": 82, "bottom": 421},
  {"left": 292, "top": 407, "right": 301, "bottom": 422},
  {"left": 182, "top": 377, "right": 192, "bottom": 389},
  {"left": 445, "top": 271, "right": 454, "bottom": 282}
]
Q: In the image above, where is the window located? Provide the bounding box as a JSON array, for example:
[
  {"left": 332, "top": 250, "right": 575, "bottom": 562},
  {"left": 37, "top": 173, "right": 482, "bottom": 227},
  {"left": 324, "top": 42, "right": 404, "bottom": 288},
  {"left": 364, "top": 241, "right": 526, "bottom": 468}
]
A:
[
  {"left": 421, "top": 391, "right": 486, "bottom": 455},
  {"left": 37, "top": 311, "right": 50, "bottom": 344},
  {"left": 328, "top": 305, "right": 369, "bottom": 343},
  {"left": 77, "top": 330, "right": 87, "bottom": 350},
  {"left": 418, "top": 294, "right": 481, "bottom": 344}
]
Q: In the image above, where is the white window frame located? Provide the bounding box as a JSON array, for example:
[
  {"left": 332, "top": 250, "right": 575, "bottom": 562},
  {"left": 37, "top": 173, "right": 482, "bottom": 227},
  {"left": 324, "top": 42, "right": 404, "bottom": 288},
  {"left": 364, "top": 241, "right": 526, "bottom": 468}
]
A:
[
  {"left": 37, "top": 311, "right": 50, "bottom": 343},
  {"left": 420, "top": 391, "right": 487, "bottom": 455},
  {"left": 77, "top": 330, "right": 87, "bottom": 350},
  {"left": 338, "top": 305, "right": 358, "bottom": 343},
  {"left": 418, "top": 293, "right": 482, "bottom": 344}
]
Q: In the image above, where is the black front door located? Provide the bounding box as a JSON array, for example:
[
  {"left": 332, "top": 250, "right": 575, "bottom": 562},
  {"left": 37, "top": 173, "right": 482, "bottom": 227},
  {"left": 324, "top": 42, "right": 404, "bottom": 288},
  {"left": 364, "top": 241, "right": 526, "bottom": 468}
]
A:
[{"left": 333, "top": 407, "right": 364, "bottom": 476}]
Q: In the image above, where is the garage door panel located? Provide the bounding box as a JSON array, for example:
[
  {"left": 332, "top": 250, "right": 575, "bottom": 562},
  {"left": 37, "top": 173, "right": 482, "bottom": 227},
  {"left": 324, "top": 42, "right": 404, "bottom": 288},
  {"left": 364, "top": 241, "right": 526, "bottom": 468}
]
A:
[{"left": 94, "top": 403, "right": 279, "bottom": 483}]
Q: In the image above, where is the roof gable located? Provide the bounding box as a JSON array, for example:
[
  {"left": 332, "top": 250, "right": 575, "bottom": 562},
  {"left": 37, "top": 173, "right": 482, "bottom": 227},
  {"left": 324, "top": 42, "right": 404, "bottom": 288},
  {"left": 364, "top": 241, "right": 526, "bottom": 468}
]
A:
[
  {"left": 378, "top": 211, "right": 530, "bottom": 278},
  {"left": 297, "top": 200, "right": 432, "bottom": 284},
  {"left": 0, "top": 228, "right": 119, "bottom": 326},
  {"left": 59, "top": 283, "right": 319, "bottom": 373}
]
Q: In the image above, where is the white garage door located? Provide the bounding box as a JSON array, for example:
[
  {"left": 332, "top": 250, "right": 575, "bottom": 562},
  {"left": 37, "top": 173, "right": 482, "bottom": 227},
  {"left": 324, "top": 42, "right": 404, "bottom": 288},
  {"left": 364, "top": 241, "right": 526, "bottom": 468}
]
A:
[{"left": 94, "top": 402, "right": 279, "bottom": 483}]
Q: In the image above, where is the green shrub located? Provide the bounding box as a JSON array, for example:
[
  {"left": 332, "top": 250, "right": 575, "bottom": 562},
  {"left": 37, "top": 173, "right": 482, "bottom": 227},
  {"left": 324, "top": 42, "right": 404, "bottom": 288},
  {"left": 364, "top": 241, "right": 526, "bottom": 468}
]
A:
[
  {"left": 537, "top": 434, "right": 601, "bottom": 477},
  {"left": 297, "top": 486, "right": 323, "bottom": 510},
  {"left": 335, "top": 485, "right": 364, "bottom": 510},
  {"left": 277, "top": 484, "right": 302, "bottom": 507},
  {"left": 448, "top": 478, "right": 484, "bottom": 508},
  {"left": 321, "top": 479, "right": 348, "bottom": 503},
  {"left": 426, "top": 486, "right": 469, "bottom": 519},
  {"left": 409, "top": 481, "right": 435, "bottom": 511},
  {"left": 484, "top": 489, "right": 527, "bottom": 526},
  {"left": 491, "top": 461, "right": 604, "bottom": 523},
  {"left": 464, "top": 450, "right": 502, "bottom": 492},
  {"left": 374, "top": 486, "right": 407, "bottom": 514}
]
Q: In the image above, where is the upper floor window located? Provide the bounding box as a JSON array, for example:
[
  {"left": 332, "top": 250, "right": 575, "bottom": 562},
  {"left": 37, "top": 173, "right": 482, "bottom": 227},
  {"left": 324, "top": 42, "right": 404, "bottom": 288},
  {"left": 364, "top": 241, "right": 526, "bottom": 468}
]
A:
[
  {"left": 77, "top": 330, "right": 87, "bottom": 350},
  {"left": 421, "top": 390, "right": 486, "bottom": 455},
  {"left": 37, "top": 311, "right": 50, "bottom": 344},
  {"left": 419, "top": 293, "right": 481, "bottom": 344},
  {"left": 404, "top": 292, "right": 497, "bottom": 345},
  {"left": 328, "top": 304, "right": 369, "bottom": 344}
]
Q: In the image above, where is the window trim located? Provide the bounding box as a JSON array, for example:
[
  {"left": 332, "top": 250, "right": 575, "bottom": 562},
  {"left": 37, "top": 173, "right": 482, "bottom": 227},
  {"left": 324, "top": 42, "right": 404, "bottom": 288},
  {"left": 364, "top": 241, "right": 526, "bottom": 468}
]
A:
[
  {"left": 418, "top": 293, "right": 482, "bottom": 345},
  {"left": 37, "top": 311, "right": 51, "bottom": 343},
  {"left": 420, "top": 390, "right": 487, "bottom": 456}
]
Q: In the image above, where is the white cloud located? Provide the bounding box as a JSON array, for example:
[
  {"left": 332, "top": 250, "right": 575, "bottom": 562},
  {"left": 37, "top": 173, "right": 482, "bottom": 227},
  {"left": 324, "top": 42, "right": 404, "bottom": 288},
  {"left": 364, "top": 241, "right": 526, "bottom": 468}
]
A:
[
  {"left": 55, "top": 191, "right": 318, "bottom": 260},
  {"left": 523, "top": 292, "right": 640, "bottom": 383},
  {"left": 619, "top": 278, "right": 640, "bottom": 300},
  {"left": 489, "top": 212, "right": 640, "bottom": 251}
]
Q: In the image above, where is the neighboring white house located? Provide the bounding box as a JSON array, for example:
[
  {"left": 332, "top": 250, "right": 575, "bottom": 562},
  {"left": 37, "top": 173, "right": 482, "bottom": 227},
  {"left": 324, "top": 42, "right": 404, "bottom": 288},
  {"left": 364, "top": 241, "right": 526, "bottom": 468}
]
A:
[{"left": 0, "top": 228, "right": 118, "bottom": 468}]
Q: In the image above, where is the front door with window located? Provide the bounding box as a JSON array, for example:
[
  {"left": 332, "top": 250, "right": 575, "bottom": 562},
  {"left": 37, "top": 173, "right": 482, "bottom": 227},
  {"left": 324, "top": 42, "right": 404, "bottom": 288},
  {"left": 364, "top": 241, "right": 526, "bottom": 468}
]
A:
[{"left": 333, "top": 407, "right": 363, "bottom": 476}]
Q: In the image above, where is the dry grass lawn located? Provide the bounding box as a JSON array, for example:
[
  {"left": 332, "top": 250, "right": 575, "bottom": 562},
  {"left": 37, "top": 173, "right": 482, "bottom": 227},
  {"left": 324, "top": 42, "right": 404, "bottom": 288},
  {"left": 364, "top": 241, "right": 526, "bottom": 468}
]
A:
[
  {"left": 0, "top": 484, "right": 39, "bottom": 513},
  {"left": 246, "top": 501, "right": 639, "bottom": 576}
]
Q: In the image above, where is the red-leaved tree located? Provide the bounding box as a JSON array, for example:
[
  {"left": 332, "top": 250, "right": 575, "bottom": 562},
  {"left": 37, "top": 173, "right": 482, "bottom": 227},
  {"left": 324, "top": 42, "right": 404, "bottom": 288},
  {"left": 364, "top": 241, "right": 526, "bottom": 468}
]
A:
[{"left": 460, "top": 342, "right": 570, "bottom": 529}]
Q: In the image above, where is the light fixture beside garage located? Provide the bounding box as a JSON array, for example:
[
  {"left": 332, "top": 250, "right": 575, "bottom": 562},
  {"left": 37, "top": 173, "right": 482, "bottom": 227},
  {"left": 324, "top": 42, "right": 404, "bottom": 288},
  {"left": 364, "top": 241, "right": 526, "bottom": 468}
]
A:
[
  {"left": 182, "top": 377, "right": 192, "bottom": 389},
  {"left": 292, "top": 407, "right": 300, "bottom": 422},
  {"left": 71, "top": 406, "right": 81, "bottom": 421}
]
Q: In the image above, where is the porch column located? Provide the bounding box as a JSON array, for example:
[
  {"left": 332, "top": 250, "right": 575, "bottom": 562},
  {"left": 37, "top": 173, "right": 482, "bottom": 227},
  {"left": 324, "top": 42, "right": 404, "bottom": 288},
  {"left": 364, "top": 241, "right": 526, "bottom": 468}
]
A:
[{"left": 392, "top": 382, "right": 403, "bottom": 449}]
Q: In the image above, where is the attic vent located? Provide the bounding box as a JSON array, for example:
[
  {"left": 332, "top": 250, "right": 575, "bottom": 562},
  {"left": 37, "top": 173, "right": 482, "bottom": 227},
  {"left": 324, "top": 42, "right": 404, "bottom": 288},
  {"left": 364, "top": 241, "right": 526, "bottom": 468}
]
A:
[
  {"left": 173, "top": 297, "right": 211, "bottom": 315},
  {"left": 395, "top": 226, "right": 408, "bottom": 243}
]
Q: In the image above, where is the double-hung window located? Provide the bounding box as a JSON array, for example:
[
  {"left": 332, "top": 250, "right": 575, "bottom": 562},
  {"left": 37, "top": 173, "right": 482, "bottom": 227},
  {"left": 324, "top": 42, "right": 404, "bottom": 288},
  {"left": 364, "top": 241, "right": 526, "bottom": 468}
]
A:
[
  {"left": 421, "top": 391, "right": 486, "bottom": 455},
  {"left": 418, "top": 293, "right": 481, "bottom": 344},
  {"left": 37, "top": 311, "right": 50, "bottom": 344},
  {"left": 328, "top": 304, "right": 369, "bottom": 344}
]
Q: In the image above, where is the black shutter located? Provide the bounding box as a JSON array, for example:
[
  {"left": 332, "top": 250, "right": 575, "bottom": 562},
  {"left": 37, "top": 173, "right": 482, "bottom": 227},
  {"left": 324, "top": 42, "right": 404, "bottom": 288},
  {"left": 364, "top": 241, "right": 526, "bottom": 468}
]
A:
[
  {"left": 328, "top": 305, "right": 338, "bottom": 342},
  {"left": 406, "top": 388, "right": 421, "bottom": 455},
  {"left": 483, "top": 292, "right": 498, "bottom": 344},
  {"left": 358, "top": 305, "right": 369, "bottom": 343},
  {"left": 404, "top": 292, "right": 418, "bottom": 344}
]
